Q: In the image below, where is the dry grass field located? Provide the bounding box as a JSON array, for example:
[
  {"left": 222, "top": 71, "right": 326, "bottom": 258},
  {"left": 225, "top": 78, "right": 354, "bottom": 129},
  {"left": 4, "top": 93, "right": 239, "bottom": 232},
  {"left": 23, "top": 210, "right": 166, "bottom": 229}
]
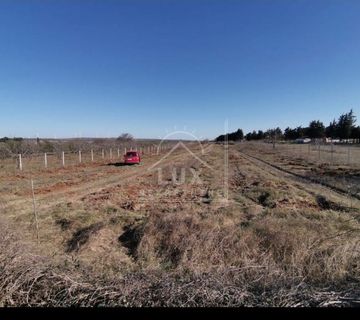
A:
[{"left": 1, "top": 141, "right": 360, "bottom": 306}]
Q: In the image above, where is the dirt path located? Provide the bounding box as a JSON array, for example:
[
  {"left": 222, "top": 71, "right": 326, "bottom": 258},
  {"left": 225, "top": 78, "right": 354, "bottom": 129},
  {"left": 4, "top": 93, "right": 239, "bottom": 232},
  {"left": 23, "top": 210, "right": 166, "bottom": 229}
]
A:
[
  {"left": 230, "top": 148, "right": 360, "bottom": 212},
  {"left": 1, "top": 143, "right": 215, "bottom": 213},
  {"left": 2, "top": 143, "right": 360, "bottom": 307},
  {"left": 238, "top": 147, "right": 360, "bottom": 201}
]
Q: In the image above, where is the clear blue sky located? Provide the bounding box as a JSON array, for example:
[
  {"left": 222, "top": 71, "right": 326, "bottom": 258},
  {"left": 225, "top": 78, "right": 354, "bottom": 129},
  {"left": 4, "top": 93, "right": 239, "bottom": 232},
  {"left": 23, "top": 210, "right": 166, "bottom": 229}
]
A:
[{"left": 0, "top": 0, "right": 359, "bottom": 139}]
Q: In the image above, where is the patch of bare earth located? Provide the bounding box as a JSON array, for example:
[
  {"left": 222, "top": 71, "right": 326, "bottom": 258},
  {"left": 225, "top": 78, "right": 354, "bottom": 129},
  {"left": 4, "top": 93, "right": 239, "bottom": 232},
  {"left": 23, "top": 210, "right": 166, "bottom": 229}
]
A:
[{"left": 1, "top": 143, "right": 360, "bottom": 306}]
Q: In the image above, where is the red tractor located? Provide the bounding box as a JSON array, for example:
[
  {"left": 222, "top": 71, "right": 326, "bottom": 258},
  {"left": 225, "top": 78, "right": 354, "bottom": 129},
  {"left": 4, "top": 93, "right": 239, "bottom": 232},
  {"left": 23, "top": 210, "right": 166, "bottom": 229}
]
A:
[{"left": 124, "top": 151, "right": 141, "bottom": 164}]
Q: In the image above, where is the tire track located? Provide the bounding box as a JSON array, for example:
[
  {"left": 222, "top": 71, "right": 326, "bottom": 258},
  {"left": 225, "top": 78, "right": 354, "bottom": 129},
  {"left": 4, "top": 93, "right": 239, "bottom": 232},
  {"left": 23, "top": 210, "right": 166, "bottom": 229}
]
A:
[
  {"left": 236, "top": 147, "right": 360, "bottom": 202},
  {"left": 2, "top": 144, "right": 214, "bottom": 212}
]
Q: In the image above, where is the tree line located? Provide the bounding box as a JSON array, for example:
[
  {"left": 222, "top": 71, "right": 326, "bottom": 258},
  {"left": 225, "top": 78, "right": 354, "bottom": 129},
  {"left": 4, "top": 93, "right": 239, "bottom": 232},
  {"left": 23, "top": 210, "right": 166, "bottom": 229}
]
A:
[{"left": 215, "top": 109, "right": 359, "bottom": 142}]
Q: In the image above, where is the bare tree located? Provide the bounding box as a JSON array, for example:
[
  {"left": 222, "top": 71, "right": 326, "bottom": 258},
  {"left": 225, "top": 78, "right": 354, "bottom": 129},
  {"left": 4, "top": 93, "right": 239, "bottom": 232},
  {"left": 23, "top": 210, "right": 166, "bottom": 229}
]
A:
[{"left": 117, "top": 133, "right": 134, "bottom": 142}]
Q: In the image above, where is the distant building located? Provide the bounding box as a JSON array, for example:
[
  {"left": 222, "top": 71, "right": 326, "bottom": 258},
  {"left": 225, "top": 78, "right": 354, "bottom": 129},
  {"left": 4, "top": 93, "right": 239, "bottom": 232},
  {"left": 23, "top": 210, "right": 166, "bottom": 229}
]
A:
[
  {"left": 295, "top": 138, "right": 311, "bottom": 144},
  {"left": 323, "top": 137, "right": 340, "bottom": 143}
]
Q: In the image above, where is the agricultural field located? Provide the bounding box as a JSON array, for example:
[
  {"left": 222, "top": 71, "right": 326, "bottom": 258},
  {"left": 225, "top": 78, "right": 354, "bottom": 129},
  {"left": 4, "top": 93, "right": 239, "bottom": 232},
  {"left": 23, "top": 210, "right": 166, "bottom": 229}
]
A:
[{"left": 1, "top": 141, "right": 360, "bottom": 306}]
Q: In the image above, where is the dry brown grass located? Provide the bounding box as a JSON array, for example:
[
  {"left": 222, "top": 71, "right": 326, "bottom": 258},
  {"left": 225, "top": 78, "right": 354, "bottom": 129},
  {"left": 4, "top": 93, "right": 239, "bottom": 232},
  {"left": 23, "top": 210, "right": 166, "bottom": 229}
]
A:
[
  {"left": 1, "top": 143, "right": 360, "bottom": 306},
  {"left": 136, "top": 209, "right": 360, "bottom": 285},
  {"left": 1, "top": 212, "right": 360, "bottom": 307}
]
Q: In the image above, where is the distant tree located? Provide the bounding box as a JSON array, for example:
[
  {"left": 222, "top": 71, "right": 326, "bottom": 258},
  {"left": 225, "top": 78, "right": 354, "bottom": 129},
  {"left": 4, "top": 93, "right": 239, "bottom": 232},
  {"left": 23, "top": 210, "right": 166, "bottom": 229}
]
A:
[
  {"left": 215, "top": 134, "right": 225, "bottom": 142},
  {"left": 265, "top": 127, "right": 283, "bottom": 140},
  {"left": 40, "top": 140, "right": 55, "bottom": 153},
  {"left": 117, "top": 133, "right": 134, "bottom": 142},
  {"left": 228, "top": 129, "right": 244, "bottom": 141},
  {"left": 0, "top": 143, "right": 11, "bottom": 159},
  {"left": 284, "top": 127, "right": 302, "bottom": 140},
  {"left": 245, "top": 130, "right": 259, "bottom": 141},
  {"left": 3, "top": 138, "right": 23, "bottom": 154},
  {"left": 307, "top": 120, "right": 325, "bottom": 139},
  {"left": 351, "top": 126, "right": 360, "bottom": 141},
  {"left": 284, "top": 127, "right": 292, "bottom": 140},
  {"left": 325, "top": 119, "right": 338, "bottom": 138},
  {"left": 251, "top": 130, "right": 257, "bottom": 140},
  {"left": 213, "top": 109, "right": 360, "bottom": 144},
  {"left": 337, "top": 109, "right": 356, "bottom": 140},
  {"left": 275, "top": 127, "right": 283, "bottom": 137},
  {"left": 235, "top": 129, "right": 244, "bottom": 140},
  {"left": 296, "top": 126, "right": 308, "bottom": 138},
  {"left": 256, "top": 130, "right": 265, "bottom": 140},
  {"left": 67, "top": 142, "right": 77, "bottom": 153},
  {"left": 215, "top": 129, "right": 243, "bottom": 142}
]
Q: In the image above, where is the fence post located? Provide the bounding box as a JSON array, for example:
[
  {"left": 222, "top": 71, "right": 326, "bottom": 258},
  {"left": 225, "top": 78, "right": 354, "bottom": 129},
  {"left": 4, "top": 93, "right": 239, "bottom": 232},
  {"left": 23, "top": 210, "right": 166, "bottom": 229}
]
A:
[
  {"left": 44, "top": 153, "right": 48, "bottom": 168},
  {"left": 62, "top": 151, "right": 65, "bottom": 167},
  {"left": 348, "top": 147, "right": 351, "bottom": 165},
  {"left": 318, "top": 144, "right": 321, "bottom": 160},
  {"left": 110, "top": 148, "right": 112, "bottom": 160},
  {"left": 102, "top": 149, "right": 105, "bottom": 159},
  {"left": 18, "top": 154, "right": 23, "bottom": 171},
  {"left": 117, "top": 148, "right": 120, "bottom": 158},
  {"left": 79, "top": 150, "right": 82, "bottom": 163},
  {"left": 91, "top": 149, "right": 94, "bottom": 162},
  {"left": 31, "top": 179, "right": 40, "bottom": 245}
]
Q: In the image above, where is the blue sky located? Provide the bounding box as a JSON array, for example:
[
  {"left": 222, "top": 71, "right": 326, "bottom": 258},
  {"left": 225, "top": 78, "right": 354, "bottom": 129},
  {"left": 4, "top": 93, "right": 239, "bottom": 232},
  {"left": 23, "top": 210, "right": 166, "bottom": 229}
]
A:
[{"left": 0, "top": 0, "right": 359, "bottom": 139}]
